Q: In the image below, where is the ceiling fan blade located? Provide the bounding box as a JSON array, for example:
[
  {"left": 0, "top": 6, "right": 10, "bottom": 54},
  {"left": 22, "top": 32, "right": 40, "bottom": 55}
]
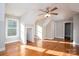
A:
[
  {"left": 50, "top": 13, "right": 58, "bottom": 15},
  {"left": 38, "top": 13, "right": 44, "bottom": 16},
  {"left": 50, "top": 7, "right": 58, "bottom": 11},
  {"left": 39, "top": 9, "right": 47, "bottom": 12}
]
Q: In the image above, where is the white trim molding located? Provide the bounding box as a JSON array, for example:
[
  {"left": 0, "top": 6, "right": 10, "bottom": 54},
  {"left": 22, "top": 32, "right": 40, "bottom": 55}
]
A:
[
  {"left": 74, "top": 43, "right": 79, "bottom": 46},
  {"left": 5, "top": 40, "right": 20, "bottom": 44}
]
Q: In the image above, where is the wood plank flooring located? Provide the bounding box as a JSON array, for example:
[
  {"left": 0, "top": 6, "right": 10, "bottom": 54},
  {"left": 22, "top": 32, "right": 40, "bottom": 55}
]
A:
[{"left": 0, "top": 39, "right": 79, "bottom": 56}]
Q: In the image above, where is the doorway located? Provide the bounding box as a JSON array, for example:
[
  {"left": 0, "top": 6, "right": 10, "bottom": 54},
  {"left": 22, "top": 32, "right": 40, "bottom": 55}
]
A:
[
  {"left": 64, "top": 22, "right": 73, "bottom": 42},
  {"left": 27, "top": 28, "right": 32, "bottom": 43}
]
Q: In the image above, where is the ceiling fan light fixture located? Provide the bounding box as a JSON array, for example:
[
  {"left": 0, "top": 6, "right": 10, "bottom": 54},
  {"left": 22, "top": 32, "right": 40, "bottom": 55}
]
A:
[{"left": 45, "top": 13, "right": 51, "bottom": 17}]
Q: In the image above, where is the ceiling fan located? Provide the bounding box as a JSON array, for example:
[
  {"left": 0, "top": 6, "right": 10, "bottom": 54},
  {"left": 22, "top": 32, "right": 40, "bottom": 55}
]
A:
[{"left": 39, "top": 7, "right": 58, "bottom": 17}]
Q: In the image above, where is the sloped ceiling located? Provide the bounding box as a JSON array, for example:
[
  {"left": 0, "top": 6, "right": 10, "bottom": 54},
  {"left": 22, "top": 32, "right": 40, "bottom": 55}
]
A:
[
  {"left": 6, "top": 3, "right": 52, "bottom": 17},
  {"left": 6, "top": 3, "right": 79, "bottom": 21}
]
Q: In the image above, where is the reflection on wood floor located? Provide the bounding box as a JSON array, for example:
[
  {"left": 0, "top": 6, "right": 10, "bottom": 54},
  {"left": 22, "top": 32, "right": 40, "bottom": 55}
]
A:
[{"left": 0, "top": 39, "right": 79, "bottom": 56}]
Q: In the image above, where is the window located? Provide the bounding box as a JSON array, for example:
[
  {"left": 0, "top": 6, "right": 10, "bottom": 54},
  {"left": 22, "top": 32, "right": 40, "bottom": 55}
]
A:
[
  {"left": 8, "top": 20, "right": 17, "bottom": 36},
  {"left": 36, "top": 25, "right": 42, "bottom": 39},
  {"left": 6, "top": 18, "right": 18, "bottom": 37}
]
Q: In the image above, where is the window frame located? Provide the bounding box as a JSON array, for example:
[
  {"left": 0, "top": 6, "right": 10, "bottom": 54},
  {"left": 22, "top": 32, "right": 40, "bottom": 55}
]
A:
[{"left": 6, "top": 17, "right": 19, "bottom": 38}]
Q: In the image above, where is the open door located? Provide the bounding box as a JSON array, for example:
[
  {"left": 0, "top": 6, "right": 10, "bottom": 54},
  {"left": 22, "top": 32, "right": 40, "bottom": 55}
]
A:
[{"left": 64, "top": 23, "right": 73, "bottom": 42}]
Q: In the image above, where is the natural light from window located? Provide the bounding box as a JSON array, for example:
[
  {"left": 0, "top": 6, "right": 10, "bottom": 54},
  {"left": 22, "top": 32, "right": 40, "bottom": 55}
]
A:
[{"left": 36, "top": 25, "right": 42, "bottom": 39}]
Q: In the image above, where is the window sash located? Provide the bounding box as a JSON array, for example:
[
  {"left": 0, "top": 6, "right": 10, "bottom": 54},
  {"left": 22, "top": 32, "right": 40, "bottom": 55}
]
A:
[
  {"left": 6, "top": 18, "right": 18, "bottom": 37},
  {"left": 8, "top": 29, "right": 16, "bottom": 36}
]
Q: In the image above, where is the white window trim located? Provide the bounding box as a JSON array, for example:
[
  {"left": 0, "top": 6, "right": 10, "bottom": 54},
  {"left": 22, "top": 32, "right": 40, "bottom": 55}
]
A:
[{"left": 6, "top": 17, "right": 19, "bottom": 38}]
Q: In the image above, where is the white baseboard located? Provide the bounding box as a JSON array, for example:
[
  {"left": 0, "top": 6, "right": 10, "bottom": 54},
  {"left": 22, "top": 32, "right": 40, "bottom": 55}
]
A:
[
  {"left": 73, "top": 43, "right": 79, "bottom": 46},
  {"left": 0, "top": 47, "right": 5, "bottom": 52},
  {"left": 55, "top": 37, "right": 64, "bottom": 39},
  {"left": 44, "top": 38, "right": 54, "bottom": 40},
  {"left": 5, "top": 40, "right": 20, "bottom": 44}
]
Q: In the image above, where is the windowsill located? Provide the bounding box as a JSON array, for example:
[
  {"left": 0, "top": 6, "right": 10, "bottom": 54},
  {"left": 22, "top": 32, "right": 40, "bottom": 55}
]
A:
[{"left": 6, "top": 35, "right": 18, "bottom": 38}]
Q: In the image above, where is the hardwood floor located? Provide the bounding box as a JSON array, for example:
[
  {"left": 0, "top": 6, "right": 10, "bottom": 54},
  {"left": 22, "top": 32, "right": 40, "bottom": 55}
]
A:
[{"left": 0, "top": 39, "right": 79, "bottom": 56}]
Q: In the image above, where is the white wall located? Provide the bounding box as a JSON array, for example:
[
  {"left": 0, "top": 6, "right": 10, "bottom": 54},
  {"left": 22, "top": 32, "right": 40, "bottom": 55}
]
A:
[
  {"left": 73, "top": 14, "right": 79, "bottom": 45},
  {"left": 45, "top": 20, "right": 55, "bottom": 39},
  {"left": 0, "top": 3, "right": 5, "bottom": 51},
  {"left": 54, "top": 19, "right": 73, "bottom": 39},
  {"left": 21, "top": 10, "right": 37, "bottom": 25},
  {"left": 54, "top": 21, "right": 64, "bottom": 39}
]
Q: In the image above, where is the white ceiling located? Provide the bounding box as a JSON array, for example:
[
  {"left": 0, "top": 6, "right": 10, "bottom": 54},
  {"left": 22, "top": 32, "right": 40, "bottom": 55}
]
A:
[
  {"left": 6, "top": 3, "right": 52, "bottom": 17},
  {"left": 6, "top": 3, "right": 79, "bottom": 20}
]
